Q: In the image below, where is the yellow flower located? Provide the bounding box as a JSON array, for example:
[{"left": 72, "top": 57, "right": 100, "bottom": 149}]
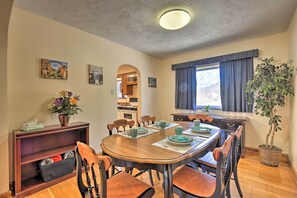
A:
[
  {"left": 70, "top": 98, "right": 77, "bottom": 105},
  {"left": 59, "top": 90, "right": 66, "bottom": 96}
]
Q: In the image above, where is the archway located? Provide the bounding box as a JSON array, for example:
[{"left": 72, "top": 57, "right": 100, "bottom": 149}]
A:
[{"left": 116, "top": 65, "right": 141, "bottom": 126}]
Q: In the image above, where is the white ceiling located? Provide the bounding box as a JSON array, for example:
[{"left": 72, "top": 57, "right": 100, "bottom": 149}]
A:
[{"left": 13, "top": 0, "right": 297, "bottom": 58}]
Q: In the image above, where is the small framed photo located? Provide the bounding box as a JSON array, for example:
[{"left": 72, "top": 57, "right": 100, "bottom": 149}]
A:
[
  {"left": 148, "top": 77, "right": 157, "bottom": 88},
  {"left": 88, "top": 64, "right": 103, "bottom": 85},
  {"left": 41, "top": 58, "right": 68, "bottom": 80}
]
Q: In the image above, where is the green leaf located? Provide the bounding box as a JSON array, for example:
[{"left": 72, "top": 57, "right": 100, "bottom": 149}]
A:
[{"left": 245, "top": 57, "right": 294, "bottom": 146}]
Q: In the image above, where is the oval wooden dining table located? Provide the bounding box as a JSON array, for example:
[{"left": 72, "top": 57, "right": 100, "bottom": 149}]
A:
[{"left": 101, "top": 121, "right": 221, "bottom": 198}]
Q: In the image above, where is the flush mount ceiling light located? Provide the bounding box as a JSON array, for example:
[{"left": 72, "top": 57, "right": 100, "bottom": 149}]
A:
[{"left": 159, "top": 9, "right": 191, "bottom": 30}]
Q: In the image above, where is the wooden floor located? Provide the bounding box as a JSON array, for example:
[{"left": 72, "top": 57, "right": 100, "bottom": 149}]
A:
[{"left": 27, "top": 150, "right": 297, "bottom": 198}]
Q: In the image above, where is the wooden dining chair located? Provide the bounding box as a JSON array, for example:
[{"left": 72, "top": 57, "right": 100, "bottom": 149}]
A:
[
  {"left": 106, "top": 119, "right": 135, "bottom": 175},
  {"left": 138, "top": 115, "right": 156, "bottom": 127},
  {"left": 107, "top": 118, "right": 159, "bottom": 186},
  {"left": 173, "top": 135, "right": 235, "bottom": 198},
  {"left": 188, "top": 114, "right": 214, "bottom": 123},
  {"left": 193, "top": 125, "right": 244, "bottom": 197},
  {"left": 107, "top": 119, "right": 135, "bottom": 136},
  {"left": 136, "top": 115, "right": 160, "bottom": 186},
  {"left": 75, "top": 141, "right": 155, "bottom": 198}
]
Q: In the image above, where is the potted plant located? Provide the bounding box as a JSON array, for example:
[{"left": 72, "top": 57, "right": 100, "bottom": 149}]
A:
[
  {"left": 47, "top": 90, "right": 82, "bottom": 126},
  {"left": 246, "top": 57, "right": 294, "bottom": 166},
  {"left": 205, "top": 105, "right": 210, "bottom": 114}
]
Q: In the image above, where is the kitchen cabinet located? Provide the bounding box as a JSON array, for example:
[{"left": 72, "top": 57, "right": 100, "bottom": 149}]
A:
[
  {"left": 118, "top": 72, "right": 137, "bottom": 96},
  {"left": 13, "top": 122, "right": 89, "bottom": 197},
  {"left": 125, "top": 72, "right": 138, "bottom": 85}
]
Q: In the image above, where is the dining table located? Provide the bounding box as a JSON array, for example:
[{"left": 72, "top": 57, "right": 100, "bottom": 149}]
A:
[{"left": 100, "top": 121, "right": 221, "bottom": 198}]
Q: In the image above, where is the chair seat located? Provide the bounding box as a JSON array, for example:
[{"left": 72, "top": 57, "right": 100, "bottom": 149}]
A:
[
  {"left": 173, "top": 166, "right": 216, "bottom": 197},
  {"left": 196, "top": 151, "right": 217, "bottom": 169},
  {"left": 107, "top": 172, "right": 153, "bottom": 198}
]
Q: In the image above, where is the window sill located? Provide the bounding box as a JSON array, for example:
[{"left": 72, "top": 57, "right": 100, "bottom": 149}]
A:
[{"left": 196, "top": 105, "right": 222, "bottom": 110}]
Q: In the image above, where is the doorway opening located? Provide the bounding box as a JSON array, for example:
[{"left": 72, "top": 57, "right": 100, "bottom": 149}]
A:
[{"left": 116, "top": 65, "right": 140, "bottom": 126}]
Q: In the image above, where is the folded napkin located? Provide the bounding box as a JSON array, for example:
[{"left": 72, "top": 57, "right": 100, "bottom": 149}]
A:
[{"left": 21, "top": 120, "right": 45, "bottom": 131}]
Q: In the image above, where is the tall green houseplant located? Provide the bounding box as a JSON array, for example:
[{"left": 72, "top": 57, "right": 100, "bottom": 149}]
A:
[{"left": 246, "top": 57, "right": 294, "bottom": 166}]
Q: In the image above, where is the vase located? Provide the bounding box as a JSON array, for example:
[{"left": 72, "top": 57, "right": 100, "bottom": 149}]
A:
[{"left": 58, "top": 114, "right": 70, "bottom": 126}]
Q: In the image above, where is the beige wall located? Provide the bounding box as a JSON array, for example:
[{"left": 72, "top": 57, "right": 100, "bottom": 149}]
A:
[
  {"left": 0, "top": 0, "right": 13, "bottom": 194},
  {"left": 159, "top": 32, "right": 290, "bottom": 152},
  {"left": 7, "top": 7, "right": 161, "bottom": 181},
  {"left": 288, "top": 8, "right": 297, "bottom": 174},
  {"left": 5, "top": 4, "right": 297, "bottom": 191}
]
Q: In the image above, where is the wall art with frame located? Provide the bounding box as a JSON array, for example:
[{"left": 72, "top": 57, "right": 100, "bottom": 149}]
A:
[
  {"left": 88, "top": 64, "right": 103, "bottom": 85},
  {"left": 148, "top": 77, "right": 157, "bottom": 88},
  {"left": 41, "top": 58, "right": 68, "bottom": 80}
]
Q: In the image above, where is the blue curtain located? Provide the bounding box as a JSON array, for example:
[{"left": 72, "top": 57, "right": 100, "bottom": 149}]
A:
[
  {"left": 175, "top": 67, "right": 197, "bottom": 110},
  {"left": 172, "top": 49, "right": 258, "bottom": 70},
  {"left": 220, "top": 58, "right": 253, "bottom": 112}
]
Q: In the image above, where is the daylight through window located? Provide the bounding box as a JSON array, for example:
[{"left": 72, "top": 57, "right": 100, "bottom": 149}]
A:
[{"left": 196, "top": 64, "right": 222, "bottom": 109}]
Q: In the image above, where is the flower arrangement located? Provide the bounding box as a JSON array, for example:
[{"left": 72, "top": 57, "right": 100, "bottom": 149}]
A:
[{"left": 47, "top": 90, "right": 82, "bottom": 117}]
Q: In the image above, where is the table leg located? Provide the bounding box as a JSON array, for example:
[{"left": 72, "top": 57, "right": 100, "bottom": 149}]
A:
[{"left": 163, "top": 164, "right": 173, "bottom": 198}]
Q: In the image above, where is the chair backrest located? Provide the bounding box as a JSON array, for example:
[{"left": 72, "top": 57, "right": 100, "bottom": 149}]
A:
[
  {"left": 138, "top": 115, "right": 156, "bottom": 127},
  {"left": 188, "top": 114, "right": 214, "bottom": 123},
  {"left": 75, "top": 141, "right": 112, "bottom": 198},
  {"left": 107, "top": 119, "right": 135, "bottom": 136},
  {"left": 212, "top": 135, "right": 235, "bottom": 197},
  {"left": 233, "top": 125, "right": 244, "bottom": 164}
]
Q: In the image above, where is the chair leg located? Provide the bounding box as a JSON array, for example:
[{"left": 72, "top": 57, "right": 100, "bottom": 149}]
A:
[
  {"left": 156, "top": 170, "right": 160, "bottom": 180},
  {"left": 111, "top": 165, "right": 115, "bottom": 176},
  {"left": 129, "top": 168, "right": 134, "bottom": 175},
  {"left": 226, "top": 180, "right": 231, "bottom": 198},
  {"left": 148, "top": 169, "right": 154, "bottom": 186},
  {"left": 234, "top": 167, "right": 243, "bottom": 197}
]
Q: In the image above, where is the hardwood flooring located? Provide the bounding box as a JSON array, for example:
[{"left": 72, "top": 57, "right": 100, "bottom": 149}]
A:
[{"left": 27, "top": 150, "right": 297, "bottom": 198}]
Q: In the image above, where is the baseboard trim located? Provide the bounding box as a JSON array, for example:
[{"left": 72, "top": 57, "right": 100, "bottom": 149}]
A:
[
  {"left": 292, "top": 166, "right": 297, "bottom": 185},
  {"left": 0, "top": 190, "right": 11, "bottom": 198},
  {"left": 287, "top": 157, "right": 297, "bottom": 185},
  {"left": 245, "top": 146, "right": 258, "bottom": 153},
  {"left": 245, "top": 146, "right": 288, "bottom": 163}
]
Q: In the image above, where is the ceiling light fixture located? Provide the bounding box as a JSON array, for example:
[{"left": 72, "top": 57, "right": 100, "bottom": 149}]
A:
[{"left": 159, "top": 9, "right": 191, "bottom": 30}]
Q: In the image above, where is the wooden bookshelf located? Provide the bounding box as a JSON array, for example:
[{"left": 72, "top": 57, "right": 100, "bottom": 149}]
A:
[
  {"left": 14, "top": 122, "right": 89, "bottom": 198},
  {"left": 21, "top": 144, "right": 76, "bottom": 165}
]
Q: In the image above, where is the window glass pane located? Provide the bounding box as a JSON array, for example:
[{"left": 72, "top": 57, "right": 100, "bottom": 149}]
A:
[
  {"left": 117, "top": 78, "right": 122, "bottom": 98},
  {"left": 196, "top": 66, "right": 222, "bottom": 108}
]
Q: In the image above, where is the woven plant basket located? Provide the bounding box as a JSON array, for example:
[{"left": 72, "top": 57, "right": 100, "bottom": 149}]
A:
[{"left": 259, "top": 144, "right": 282, "bottom": 167}]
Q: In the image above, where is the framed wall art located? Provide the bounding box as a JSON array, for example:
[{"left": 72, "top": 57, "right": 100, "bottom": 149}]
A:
[
  {"left": 88, "top": 64, "right": 103, "bottom": 85},
  {"left": 40, "top": 58, "right": 68, "bottom": 80},
  {"left": 148, "top": 77, "right": 157, "bottom": 88}
]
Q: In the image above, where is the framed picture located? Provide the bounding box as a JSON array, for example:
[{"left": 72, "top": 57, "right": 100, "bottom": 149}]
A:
[
  {"left": 148, "top": 77, "right": 157, "bottom": 88},
  {"left": 41, "top": 58, "right": 68, "bottom": 80},
  {"left": 88, "top": 64, "right": 103, "bottom": 85}
]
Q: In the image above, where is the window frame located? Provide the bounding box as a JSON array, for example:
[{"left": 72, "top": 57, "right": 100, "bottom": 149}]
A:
[{"left": 196, "top": 63, "right": 222, "bottom": 110}]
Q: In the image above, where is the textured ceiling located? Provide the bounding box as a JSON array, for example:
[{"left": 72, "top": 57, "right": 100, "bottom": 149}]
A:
[{"left": 13, "top": 0, "right": 297, "bottom": 58}]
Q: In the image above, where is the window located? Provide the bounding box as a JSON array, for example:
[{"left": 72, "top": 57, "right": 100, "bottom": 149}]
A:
[
  {"left": 117, "top": 77, "right": 122, "bottom": 98},
  {"left": 196, "top": 64, "right": 222, "bottom": 109}
]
